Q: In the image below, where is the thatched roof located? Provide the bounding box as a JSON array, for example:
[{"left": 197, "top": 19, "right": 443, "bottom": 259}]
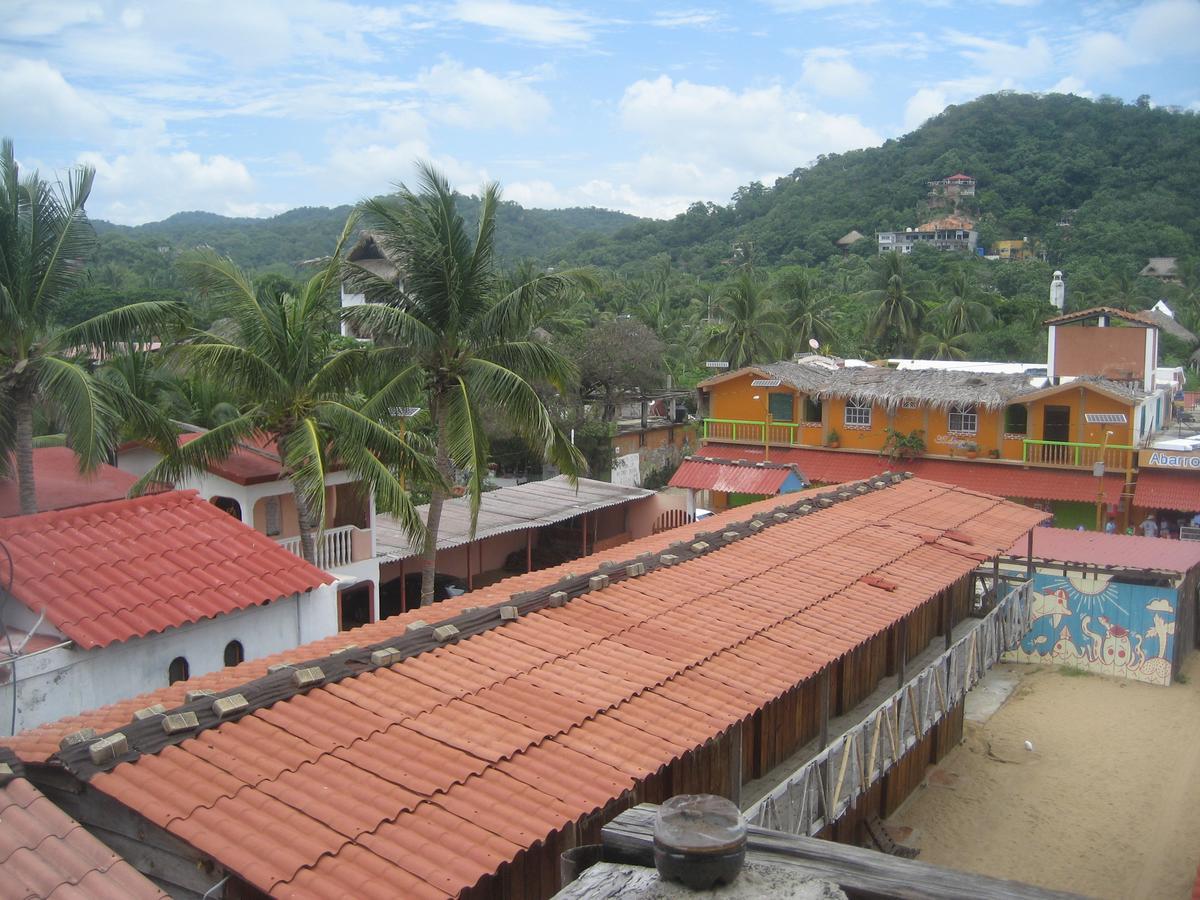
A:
[
  {"left": 706, "top": 359, "right": 1142, "bottom": 412},
  {"left": 1139, "top": 257, "right": 1179, "bottom": 280},
  {"left": 1145, "top": 306, "right": 1198, "bottom": 344},
  {"left": 835, "top": 229, "right": 865, "bottom": 246},
  {"left": 345, "top": 232, "right": 400, "bottom": 282}
]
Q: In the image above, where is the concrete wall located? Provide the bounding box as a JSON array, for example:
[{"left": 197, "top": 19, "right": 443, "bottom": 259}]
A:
[
  {"left": 0, "top": 584, "right": 338, "bottom": 734},
  {"left": 1051, "top": 324, "right": 1148, "bottom": 384}
]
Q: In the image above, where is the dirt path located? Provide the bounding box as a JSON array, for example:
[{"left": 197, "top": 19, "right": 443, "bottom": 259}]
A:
[{"left": 888, "top": 656, "right": 1200, "bottom": 899}]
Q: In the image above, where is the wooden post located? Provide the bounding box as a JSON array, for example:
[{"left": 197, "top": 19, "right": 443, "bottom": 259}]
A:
[
  {"left": 1026, "top": 529, "right": 1035, "bottom": 580},
  {"left": 526, "top": 529, "right": 533, "bottom": 573},
  {"left": 897, "top": 618, "right": 908, "bottom": 688},
  {"left": 399, "top": 559, "right": 406, "bottom": 612},
  {"left": 819, "top": 667, "right": 830, "bottom": 750},
  {"left": 943, "top": 589, "right": 953, "bottom": 650},
  {"left": 467, "top": 542, "right": 473, "bottom": 591},
  {"left": 729, "top": 722, "right": 743, "bottom": 808},
  {"left": 581, "top": 514, "right": 587, "bottom": 557}
]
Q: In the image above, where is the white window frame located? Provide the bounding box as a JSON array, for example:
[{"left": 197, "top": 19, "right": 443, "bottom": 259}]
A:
[
  {"left": 948, "top": 402, "right": 978, "bottom": 434},
  {"left": 844, "top": 400, "right": 872, "bottom": 428}
]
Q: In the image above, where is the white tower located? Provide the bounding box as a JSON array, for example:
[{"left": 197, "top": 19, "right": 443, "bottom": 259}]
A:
[{"left": 1049, "top": 270, "right": 1065, "bottom": 310}]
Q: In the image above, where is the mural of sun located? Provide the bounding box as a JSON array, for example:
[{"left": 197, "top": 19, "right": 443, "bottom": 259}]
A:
[{"left": 1052, "top": 572, "right": 1126, "bottom": 616}]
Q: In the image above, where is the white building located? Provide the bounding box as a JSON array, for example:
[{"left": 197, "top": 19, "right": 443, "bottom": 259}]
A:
[
  {"left": 0, "top": 490, "right": 336, "bottom": 732},
  {"left": 117, "top": 435, "right": 382, "bottom": 628}
]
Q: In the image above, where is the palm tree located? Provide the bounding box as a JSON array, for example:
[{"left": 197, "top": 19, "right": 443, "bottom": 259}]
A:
[
  {"left": 773, "top": 268, "right": 839, "bottom": 353},
  {"left": 937, "top": 268, "right": 993, "bottom": 334},
  {"left": 133, "top": 219, "right": 437, "bottom": 565},
  {"left": 0, "top": 139, "right": 187, "bottom": 514},
  {"left": 860, "top": 252, "right": 923, "bottom": 357},
  {"left": 915, "top": 319, "right": 973, "bottom": 361},
  {"left": 344, "top": 163, "right": 588, "bottom": 606},
  {"left": 705, "top": 270, "right": 785, "bottom": 368}
]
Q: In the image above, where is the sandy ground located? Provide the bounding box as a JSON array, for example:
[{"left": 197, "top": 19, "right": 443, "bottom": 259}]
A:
[{"left": 888, "top": 655, "right": 1200, "bottom": 899}]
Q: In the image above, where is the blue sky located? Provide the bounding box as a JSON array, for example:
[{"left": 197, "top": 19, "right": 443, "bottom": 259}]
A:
[{"left": 3, "top": 0, "right": 1198, "bottom": 224}]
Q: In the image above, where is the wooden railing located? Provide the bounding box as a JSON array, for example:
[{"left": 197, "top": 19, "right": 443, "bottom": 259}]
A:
[
  {"left": 1022, "top": 439, "right": 1134, "bottom": 471},
  {"left": 702, "top": 417, "right": 817, "bottom": 446},
  {"left": 276, "top": 524, "right": 357, "bottom": 569}
]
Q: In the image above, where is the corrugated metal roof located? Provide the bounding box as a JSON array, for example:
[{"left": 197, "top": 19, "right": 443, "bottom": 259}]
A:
[
  {"left": 3, "top": 478, "right": 1044, "bottom": 899},
  {"left": 0, "top": 491, "right": 333, "bottom": 649},
  {"left": 375, "top": 475, "right": 654, "bottom": 561},
  {"left": 1007, "top": 526, "right": 1200, "bottom": 575},
  {"left": 0, "top": 749, "right": 166, "bottom": 900},
  {"left": 1133, "top": 470, "right": 1200, "bottom": 513},
  {"left": 668, "top": 457, "right": 802, "bottom": 495},
  {"left": 701, "top": 443, "right": 1126, "bottom": 504}
]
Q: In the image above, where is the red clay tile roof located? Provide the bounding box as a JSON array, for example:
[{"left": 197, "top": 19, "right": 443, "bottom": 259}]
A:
[
  {"left": 701, "top": 443, "right": 1126, "bottom": 504},
  {"left": 1043, "top": 306, "right": 1156, "bottom": 328},
  {"left": 1133, "top": 470, "right": 1200, "bottom": 513},
  {"left": 176, "top": 433, "right": 286, "bottom": 485},
  {"left": 1006, "top": 526, "right": 1200, "bottom": 575},
  {"left": 3, "top": 478, "right": 1044, "bottom": 899},
  {"left": 0, "top": 751, "right": 165, "bottom": 899},
  {"left": 0, "top": 448, "right": 139, "bottom": 518},
  {"left": 668, "top": 457, "right": 801, "bottom": 495},
  {"left": 0, "top": 491, "right": 333, "bottom": 649}
]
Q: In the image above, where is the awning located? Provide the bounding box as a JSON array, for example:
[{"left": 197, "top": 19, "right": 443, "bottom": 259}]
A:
[
  {"left": 700, "top": 443, "right": 1125, "bottom": 505},
  {"left": 1133, "top": 470, "right": 1200, "bottom": 512},
  {"left": 668, "top": 457, "right": 803, "bottom": 495},
  {"left": 375, "top": 475, "right": 653, "bottom": 561}
]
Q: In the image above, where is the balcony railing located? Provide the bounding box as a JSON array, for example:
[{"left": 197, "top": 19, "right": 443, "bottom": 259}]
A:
[
  {"left": 1021, "top": 439, "right": 1134, "bottom": 471},
  {"left": 276, "top": 524, "right": 357, "bottom": 569},
  {"left": 702, "top": 417, "right": 817, "bottom": 446}
]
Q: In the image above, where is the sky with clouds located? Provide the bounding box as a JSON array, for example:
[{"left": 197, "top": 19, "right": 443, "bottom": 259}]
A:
[{"left": 3, "top": 0, "right": 1198, "bottom": 224}]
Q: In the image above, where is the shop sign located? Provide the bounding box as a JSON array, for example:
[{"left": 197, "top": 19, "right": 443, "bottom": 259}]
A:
[{"left": 1139, "top": 449, "right": 1200, "bottom": 470}]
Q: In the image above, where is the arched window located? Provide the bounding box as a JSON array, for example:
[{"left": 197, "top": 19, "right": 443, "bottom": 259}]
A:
[
  {"left": 168, "top": 656, "right": 190, "bottom": 685},
  {"left": 210, "top": 496, "right": 242, "bottom": 520},
  {"left": 223, "top": 640, "right": 244, "bottom": 667}
]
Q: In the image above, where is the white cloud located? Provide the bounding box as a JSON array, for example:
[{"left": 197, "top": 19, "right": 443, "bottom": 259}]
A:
[
  {"left": 5, "top": 1, "right": 102, "bottom": 37},
  {"left": 617, "top": 75, "right": 879, "bottom": 210},
  {"left": 1074, "top": 32, "right": 1137, "bottom": 76},
  {"left": 761, "top": 0, "right": 871, "bottom": 10},
  {"left": 417, "top": 60, "right": 551, "bottom": 131},
  {"left": 1129, "top": 0, "right": 1200, "bottom": 58},
  {"left": 78, "top": 149, "right": 256, "bottom": 223},
  {"left": 651, "top": 10, "right": 720, "bottom": 28},
  {"left": 0, "top": 59, "right": 110, "bottom": 139},
  {"left": 903, "top": 87, "right": 949, "bottom": 131},
  {"left": 801, "top": 50, "right": 871, "bottom": 99},
  {"left": 945, "top": 31, "right": 1052, "bottom": 77},
  {"left": 452, "top": 1, "right": 592, "bottom": 44},
  {"left": 1048, "top": 76, "right": 1091, "bottom": 98}
]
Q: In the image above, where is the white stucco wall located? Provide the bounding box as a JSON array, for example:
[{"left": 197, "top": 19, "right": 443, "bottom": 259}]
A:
[{"left": 0, "top": 583, "right": 338, "bottom": 734}]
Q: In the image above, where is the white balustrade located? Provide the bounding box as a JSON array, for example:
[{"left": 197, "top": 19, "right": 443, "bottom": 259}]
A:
[{"left": 275, "top": 525, "right": 357, "bottom": 569}]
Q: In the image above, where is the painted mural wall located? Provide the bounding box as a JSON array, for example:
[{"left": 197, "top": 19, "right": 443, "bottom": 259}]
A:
[{"left": 1006, "top": 572, "right": 1177, "bottom": 685}]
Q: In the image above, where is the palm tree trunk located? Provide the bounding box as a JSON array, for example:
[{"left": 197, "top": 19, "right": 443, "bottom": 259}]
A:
[
  {"left": 293, "top": 484, "right": 319, "bottom": 566},
  {"left": 14, "top": 385, "right": 36, "bottom": 516},
  {"left": 420, "top": 401, "right": 452, "bottom": 607}
]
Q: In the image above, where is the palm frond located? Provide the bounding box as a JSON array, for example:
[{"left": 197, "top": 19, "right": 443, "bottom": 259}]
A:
[
  {"left": 279, "top": 418, "right": 328, "bottom": 536},
  {"left": 130, "top": 413, "right": 260, "bottom": 496},
  {"left": 35, "top": 355, "right": 118, "bottom": 472}
]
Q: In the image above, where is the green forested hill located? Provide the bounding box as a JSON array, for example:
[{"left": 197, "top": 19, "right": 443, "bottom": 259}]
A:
[{"left": 550, "top": 92, "right": 1200, "bottom": 279}]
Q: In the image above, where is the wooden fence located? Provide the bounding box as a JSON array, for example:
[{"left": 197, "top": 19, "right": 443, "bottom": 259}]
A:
[{"left": 745, "top": 578, "right": 1032, "bottom": 837}]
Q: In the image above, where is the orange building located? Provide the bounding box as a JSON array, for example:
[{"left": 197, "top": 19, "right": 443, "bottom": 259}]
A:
[{"left": 695, "top": 307, "right": 1178, "bottom": 530}]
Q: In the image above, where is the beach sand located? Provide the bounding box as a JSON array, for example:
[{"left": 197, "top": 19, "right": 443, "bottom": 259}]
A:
[{"left": 888, "top": 655, "right": 1200, "bottom": 899}]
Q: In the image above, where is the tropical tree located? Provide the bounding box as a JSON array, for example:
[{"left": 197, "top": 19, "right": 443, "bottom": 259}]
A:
[
  {"left": 937, "top": 268, "right": 993, "bottom": 334},
  {"left": 915, "top": 319, "right": 973, "bottom": 361},
  {"left": 773, "top": 267, "right": 838, "bottom": 353},
  {"left": 344, "top": 163, "right": 588, "bottom": 606},
  {"left": 0, "top": 139, "right": 187, "bottom": 514},
  {"left": 705, "top": 269, "right": 785, "bottom": 368},
  {"left": 133, "top": 220, "right": 437, "bottom": 565},
  {"left": 861, "top": 252, "right": 924, "bottom": 357}
]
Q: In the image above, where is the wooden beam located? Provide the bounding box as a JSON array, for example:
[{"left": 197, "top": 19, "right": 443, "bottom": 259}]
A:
[
  {"left": 729, "top": 721, "right": 743, "bottom": 809},
  {"left": 526, "top": 529, "right": 533, "bottom": 573},
  {"left": 897, "top": 618, "right": 908, "bottom": 688},
  {"left": 818, "top": 667, "right": 830, "bottom": 750},
  {"left": 598, "top": 805, "right": 1087, "bottom": 900},
  {"left": 1026, "top": 530, "right": 1034, "bottom": 580}
]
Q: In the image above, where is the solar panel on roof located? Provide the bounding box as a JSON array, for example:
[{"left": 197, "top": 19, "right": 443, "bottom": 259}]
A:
[{"left": 1084, "top": 413, "right": 1128, "bottom": 424}]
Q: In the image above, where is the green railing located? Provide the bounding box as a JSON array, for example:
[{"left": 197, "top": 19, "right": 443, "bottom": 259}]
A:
[
  {"left": 1022, "top": 439, "right": 1134, "bottom": 470},
  {"left": 702, "top": 417, "right": 818, "bottom": 446}
]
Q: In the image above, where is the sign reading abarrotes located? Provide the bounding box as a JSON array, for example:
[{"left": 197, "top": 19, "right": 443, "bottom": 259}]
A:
[{"left": 1141, "top": 449, "right": 1200, "bottom": 469}]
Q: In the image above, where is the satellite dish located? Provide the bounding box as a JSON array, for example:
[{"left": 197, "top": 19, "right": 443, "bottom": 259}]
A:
[{"left": 808, "top": 338, "right": 820, "bottom": 350}]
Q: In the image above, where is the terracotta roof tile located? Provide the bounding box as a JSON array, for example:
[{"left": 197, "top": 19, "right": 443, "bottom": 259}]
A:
[
  {"left": 0, "top": 491, "right": 331, "bottom": 648},
  {"left": 0, "top": 447, "right": 146, "bottom": 518},
  {"left": 1133, "top": 470, "right": 1200, "bottom": 513},
  {"left": 4, "top": 479, "right": 1046, "bottom": 899},
  {"left": 0, "top": 758, "right": 165, "bottom": 900}
]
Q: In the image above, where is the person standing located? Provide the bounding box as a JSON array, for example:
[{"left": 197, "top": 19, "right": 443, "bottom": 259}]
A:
[{"left": 1140, "top": 514, "right": 1158, "bottom": 538}]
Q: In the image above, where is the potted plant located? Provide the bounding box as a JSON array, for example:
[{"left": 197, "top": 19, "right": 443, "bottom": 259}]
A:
[
  {"left": 962, "top": 440, "right": 979, "bottom": 459},
  {"left": 987, "top": 448, "right": 1001, "bottom": 459},
  {"left": 881, "top": 428, "right": 926, "bottom": 464},
  {"left": 826, "top": 429, "right": 841, "bottom": 449}
]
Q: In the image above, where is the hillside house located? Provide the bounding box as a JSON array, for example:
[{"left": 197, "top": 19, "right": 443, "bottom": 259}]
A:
[
  {"left": 926, "top": 172, "right": 976, "bottom": 198},
  {"left": 117, "top": 433, "right": 381, "bottom": 627},
  {"left": 876, "top": 215, "right": 978, "bottom": 255},
  {"left": 0, "top": 491, "right": 335, "bottom": 732},
  {"left": 1139, "top": 257, "right": 1180, "bottom": 283}
]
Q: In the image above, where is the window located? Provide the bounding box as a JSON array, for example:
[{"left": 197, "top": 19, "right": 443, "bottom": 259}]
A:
[
  {"left": 168, "top": 656, "right": 189, "bottom": 685},
  {"left": 768, "top": 392, "right": 794, "bottom": 423},
  {"left": 900, "top": 398, "right": 919, "bottom": 409},
  {"left": 803, "top": 395, "right": 822, "bottom": 423},
  {"left": 844, "top": 400, "right": 872, "bottom": 428},
  {"left": 223, "top": 640, "right": 244, "bottom": 667},
  {"left": 1004, "top": 404, "right": 1028, "bottom": 435},
  {"left": 948, "top": 403, "right": 978, "bottom": 434},
  {"left": 264, "top": 496, "right": 281, "bottom": 536}
]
